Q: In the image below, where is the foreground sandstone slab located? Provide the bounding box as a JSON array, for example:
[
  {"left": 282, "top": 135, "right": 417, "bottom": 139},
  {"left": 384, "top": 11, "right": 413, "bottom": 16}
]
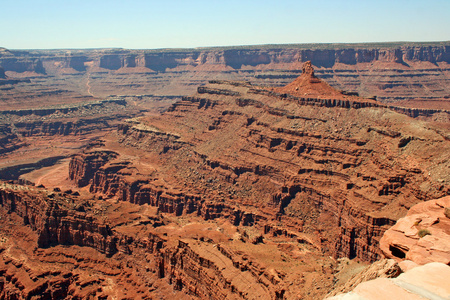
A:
[{"left": 325, "top": 262, "right": 450, "bottom": 300}]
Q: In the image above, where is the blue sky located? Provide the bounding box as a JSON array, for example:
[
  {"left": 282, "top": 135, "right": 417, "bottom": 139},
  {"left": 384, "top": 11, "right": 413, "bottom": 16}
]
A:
[{"left": 1, "top": 0, "right": 449, "bottom": 49}]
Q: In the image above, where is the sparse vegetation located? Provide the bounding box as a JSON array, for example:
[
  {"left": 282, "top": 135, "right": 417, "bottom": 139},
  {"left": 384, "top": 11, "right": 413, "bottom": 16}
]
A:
[
  {"left": 418, "top": 229, "right": 431, "bottom": 238},
  {"left": 444, "top": 207, "right": 450, "bottom": 219}
]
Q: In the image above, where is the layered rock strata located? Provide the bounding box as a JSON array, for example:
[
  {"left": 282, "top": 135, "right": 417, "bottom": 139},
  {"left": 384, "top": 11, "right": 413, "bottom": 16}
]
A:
[
  {"left": 69, "top": 66, "right": 449, "bottom": 266},
  {"left": 2, "top": 59, "right": 449, "bottom": 299},
  {"left": 0, "top": 183, "right": 179, "bottom": 299},
  {"left": 1, "top": 42, "right": 449, "bottom": 104},
  {"left": 0, "top": 98, "right": 132, "bottom": 137},
  {"left": 0, "top": 181, "right": 333, "bottom": 299},
  {"left": 0, "top": 125, "right": 24, "bottom": 155},
  {"left": 2, "top": 44, "right": 449, "bottom": 75}
]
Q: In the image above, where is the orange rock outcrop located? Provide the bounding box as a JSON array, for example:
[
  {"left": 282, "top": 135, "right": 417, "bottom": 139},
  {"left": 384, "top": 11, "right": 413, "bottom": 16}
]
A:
[{"left": 380, "top": 196, "right": 450, "bottom": 265}]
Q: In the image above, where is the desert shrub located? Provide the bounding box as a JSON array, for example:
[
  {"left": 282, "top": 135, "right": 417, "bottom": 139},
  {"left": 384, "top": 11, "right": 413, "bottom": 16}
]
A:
[
  {"left": 444, "top": 207, "right": 450, "bottom": 219},
  {"left": 418, "top": 229, "right": 431, "bottom": 238}
]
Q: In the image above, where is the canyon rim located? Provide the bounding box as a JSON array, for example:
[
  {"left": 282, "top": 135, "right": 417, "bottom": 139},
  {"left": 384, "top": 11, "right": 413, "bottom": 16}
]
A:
[{"left": 0, "top": 42, "right": 449, "bottom": 299}]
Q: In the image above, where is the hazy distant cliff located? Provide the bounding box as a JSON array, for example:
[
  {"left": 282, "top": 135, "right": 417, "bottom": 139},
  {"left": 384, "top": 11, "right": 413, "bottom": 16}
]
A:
[
  {"left": 2, "top": 43, "right": 449, "bottom": 73},
  {"left": 1, "top": 42, "right": 449, "bottom": 103}
]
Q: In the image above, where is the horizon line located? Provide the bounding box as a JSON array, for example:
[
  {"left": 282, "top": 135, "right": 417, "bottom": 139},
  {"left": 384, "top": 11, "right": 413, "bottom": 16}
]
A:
[{"left": 2, "top": 40, "right": 450, "bottom": 52}]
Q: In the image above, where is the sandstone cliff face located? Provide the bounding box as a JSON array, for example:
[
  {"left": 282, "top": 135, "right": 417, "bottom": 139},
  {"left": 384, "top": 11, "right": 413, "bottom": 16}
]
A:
[
  {"left": 388, "top": 106, "right": 450, "bottom": 119},
  {"left": 379, "top": 196, "right": 450, "bottom": 265},
  {"left": 161, "top": 240, "right": 287, "bottom": 299},
  {"left": 0, "top": 183, "right": 177, "bottom": 299},
  {"left": 0, "top": 98, "right": 131, "bottom": 141},
  {"left": 1, "top": 182, "right": 319, "bottom": 299},
  {"left": 0, "top": 125, "right": 23, "bottom": 155},
  {"left": 98, "top": 53, "right": 143, "bottom": 70},
  {"left": 2, "top": 45, "right": 449, "bottom": 74},
  {"left": 41, "top": 54, "right": 89, "bottom": 72},
  {"left": 0, "top": 56, "right": 46, "bottom": 74},
  {"left": 402, "top": 45, "right": 450, "bottom": 62},
  {"left": 70, "top": 150, "right": 260, "bottom": 226},
  {"left": 325, "top": 262, "right": 450, "bottom": 300},
  {"left": 0, "top": 183, "right": 171, "bottom": 258},
  {"left": 0, "top": 184, "right": 113, "bottom": 255},
  {"left": 1, "top": 43, "right": 449, "bottom": 104},
  {"left": 69, "top": 151, "right": 118, "bottom": 187},
  {"left": 325, "top": 196, "right": 450, "bottom": 299},
  {"left": 11, "top": 117, "right": 112, "bottom": 137}
]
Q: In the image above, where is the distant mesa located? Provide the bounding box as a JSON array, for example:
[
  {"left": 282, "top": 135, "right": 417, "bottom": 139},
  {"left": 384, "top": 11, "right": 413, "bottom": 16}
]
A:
[
  {"left": 1, "top": 43, "right": 450, "bottom": 105},
  {"left": 0, "top": 66, "right": 5, "bottom": 79},
  {"left": 0, "top": 47, "right": 13, "bottom": 56}
]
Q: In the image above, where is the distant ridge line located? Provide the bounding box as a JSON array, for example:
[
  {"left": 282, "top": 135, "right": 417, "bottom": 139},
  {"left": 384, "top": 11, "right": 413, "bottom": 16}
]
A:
[{"left": 2, "top": 41, "right": 450, "bottom": 52}]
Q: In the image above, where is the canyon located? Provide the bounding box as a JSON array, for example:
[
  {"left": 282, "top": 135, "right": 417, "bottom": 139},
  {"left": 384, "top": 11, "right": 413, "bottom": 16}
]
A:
[{"left": 0, "top": 42, "right": 449, "bottom": 299}]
